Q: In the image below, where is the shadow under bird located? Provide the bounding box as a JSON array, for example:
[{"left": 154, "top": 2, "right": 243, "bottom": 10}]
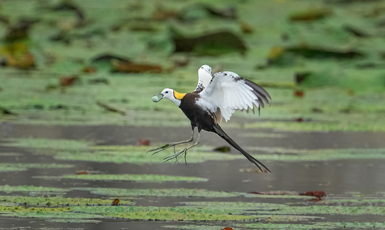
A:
[{"left": 149, "top": 65, "right": 272, "bottom": 172}]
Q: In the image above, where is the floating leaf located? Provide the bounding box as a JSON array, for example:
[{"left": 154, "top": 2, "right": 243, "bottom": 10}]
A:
[
  {"left": 285, "top": 45, "right": 363, "bottom": 59},
  {"left": 289, "top": 8, "right": 332, "bottom": 21},
  {"left": 173, "top": 31, "right": 246, "bottom": 56},
  {"left": 112, "top": 61, "right": 162, "bottom": 73}
]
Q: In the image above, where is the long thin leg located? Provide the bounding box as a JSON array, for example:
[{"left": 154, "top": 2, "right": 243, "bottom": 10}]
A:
[
  {"left": 164, "top": 131, "right": 201, "bottom": 163},
  {"left": 148, "top": 127, "right": 195, "bottom": 155}
]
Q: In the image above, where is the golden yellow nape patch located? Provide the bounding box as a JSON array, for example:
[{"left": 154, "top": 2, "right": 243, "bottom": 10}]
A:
[{"left": 173, "top": 91, "right": 186, "bottom": 100}]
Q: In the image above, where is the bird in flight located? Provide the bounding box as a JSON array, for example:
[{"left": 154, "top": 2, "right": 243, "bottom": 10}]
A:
[{"left": 149, "top": 65, "right": 271, "bottom": 172}]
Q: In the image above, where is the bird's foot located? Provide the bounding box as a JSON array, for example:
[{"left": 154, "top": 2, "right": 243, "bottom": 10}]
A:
[
  {"left": 164, "top": 148, "right": 188, "bottom": 164},
  {"left": 147, "top": 143, "right": 174, "bottom": 155}
]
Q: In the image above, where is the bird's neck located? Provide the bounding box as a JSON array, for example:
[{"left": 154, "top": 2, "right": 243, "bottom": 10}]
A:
[{"left": 168, "top": 91, "right": 186, "bottom": 107}]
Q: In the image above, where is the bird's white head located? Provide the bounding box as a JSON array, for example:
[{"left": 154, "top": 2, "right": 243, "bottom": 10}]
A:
[
  {"left": 199, "top": 65, "right": 212, "bottom": 75},
  {"left": 152, "top": 88, "right": 186, "bottom": 107}
]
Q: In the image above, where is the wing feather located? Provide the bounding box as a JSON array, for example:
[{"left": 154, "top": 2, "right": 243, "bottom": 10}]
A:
[
  {"left": 194, "top": 65, "right": 213, "bottom": 93},
  {"left": 198, "top": 71, "right": 271, "bottom": 122}
]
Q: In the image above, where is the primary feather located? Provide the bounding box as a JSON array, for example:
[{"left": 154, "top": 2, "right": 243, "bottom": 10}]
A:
[
  {"left": 194, "top": 65, "right": 212, "bottom": 92},
  {"left": 198, "top": 71, "right": 271, "bottom": 122}
]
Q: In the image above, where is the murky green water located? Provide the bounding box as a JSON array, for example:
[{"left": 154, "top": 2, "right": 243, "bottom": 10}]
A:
[{"left": 0, "top": 124, "right": 384, "bottom": 229}]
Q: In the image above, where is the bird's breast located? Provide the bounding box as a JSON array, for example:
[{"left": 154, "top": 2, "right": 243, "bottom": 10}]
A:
[{"left": 180, "top": 93, "right": 216, "bottom": 130}]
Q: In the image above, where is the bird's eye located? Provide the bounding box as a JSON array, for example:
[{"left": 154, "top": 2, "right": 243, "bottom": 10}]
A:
[{"left": 165, "top": 91, "right": 168, "bottom": 93}]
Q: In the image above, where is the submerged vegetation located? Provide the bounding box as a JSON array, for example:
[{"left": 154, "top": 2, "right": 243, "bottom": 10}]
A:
[{"left": 0, "top": 0, "right": 384, "bottom": 131}]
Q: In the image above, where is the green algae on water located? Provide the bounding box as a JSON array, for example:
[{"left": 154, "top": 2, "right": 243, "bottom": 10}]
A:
[
  {"left": 0, "top": 195, "right": 132, "bottom": 207},
  {"left": 75, "top": 188, "right": 241, "bottom": 198},
  {"left": 0, "top": 163, "right": 74, "bottom": 172},
  {"left": 242, "top": 222, "right": 385, "bottom": 229},
  {"left": 0, "top": 185, "right": 69, "bottom": 193},
  {"left": 3, "top": 138, "right": 91, "bottom": 150},
  {"left": 54, "top": 146, "right": 243, "bottom": 164},
  {"left": 51, "top": 174, "right": 208, "bottom": 182},
  {"left": 70, "top": 206, "right": 258, "bottom": 222}
]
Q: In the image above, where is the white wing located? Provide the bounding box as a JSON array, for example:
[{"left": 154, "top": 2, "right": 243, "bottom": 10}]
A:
[
  {"left": 194, "top": 65, "right": 212, "bottom": 92},
  {"left": 198, "top": 71, "right": 271, "bottom": 122}
]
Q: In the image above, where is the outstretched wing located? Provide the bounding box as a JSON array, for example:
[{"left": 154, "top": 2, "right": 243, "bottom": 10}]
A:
[
  {"left": 198, "top": 71, "right": 271, "bottom": 122},
  {"left": 194, "top": 65, "right": 212, "bottom": 93}
]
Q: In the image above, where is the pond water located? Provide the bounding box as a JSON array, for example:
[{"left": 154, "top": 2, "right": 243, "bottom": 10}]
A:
[{"left": 0, "top": 123, "right": 384, "bottom": 229}]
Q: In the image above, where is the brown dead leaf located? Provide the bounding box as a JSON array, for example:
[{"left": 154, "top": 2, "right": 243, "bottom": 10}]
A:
[
  {"left": 76, "top": 171, "right": 88, "bottom": 175},
  {"left": 294, "top": 90, "right": 304, "bottom": 97},
  {"left": 111, "top": 198, "right": 120, "bottom": 206},
  {"left": 173, "top": 31, "right": 246, "bottom": 56},
  {"left": 112, "top": 61, "right": 162, "bottom": 73},
  {"left": 289, "top": 8, "right": 332, "bottom": 21},
  {"left": 240, "top": 21, "right": 254, "bottom": 34},
  {"left": 82, "top": 66, "right": 96, "bottom": 73},
  {"left": 300, "top": 191, "right": 327, "bottom": 200},
  {"left": 138, "top": 139, "right": 150, "bottom": 146},
  {"left": 60, "top": 75, "right": 79, "bottom": 87},
  {"left": 6, "top": 52, "right": 35, "bottom": 69},
  {"left": 152, "top": 7, "right": 177, "bottom": 21}
]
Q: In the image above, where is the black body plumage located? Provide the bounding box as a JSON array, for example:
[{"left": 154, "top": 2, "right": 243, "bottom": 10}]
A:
[{"left": 179, "top": 92, "right": 270, "bottom": 172}]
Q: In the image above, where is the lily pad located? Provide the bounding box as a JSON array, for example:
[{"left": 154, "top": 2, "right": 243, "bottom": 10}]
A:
[{"left": 40, "top": 174, "right": 208, "bottom": 183}]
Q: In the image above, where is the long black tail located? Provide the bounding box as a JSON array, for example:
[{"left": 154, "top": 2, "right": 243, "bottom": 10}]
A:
[{"left": 213, "top": 124, "right": 271, "bottom": 173}]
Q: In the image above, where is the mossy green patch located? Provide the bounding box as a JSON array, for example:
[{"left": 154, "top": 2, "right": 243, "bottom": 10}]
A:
[
  {"left": 4, "top": 138, "right": 91, "bottom": 150},
  {"left": 248, "top": 205, "right": 385, "bottom": 216},
  {"left": 181, "top": 201, "right": 287, "bottom": 211},
  {"left": 242, "top": 222, "right": 385, "bottom": 229},
  {"left": 64, "top": 205, "right": 256, "bottom": 221},
  {"left": 8, "top": 138, "right": 385, "bottom": 164},
  {"left": 0, "top": 195, "right": 132, "bottom": 207},
  {"left": 68, "top": 206, "right": 305, "bottom": 222},
  {"left": 76, "top": 188, "right": 241, "bottom": 198},
  {"left": 46, "top": 218, "right": 101, "bottom": 223},
  {"left": 179, "top": 201, "right": 385, "bottom": 217},
  {"left": 0, "top": 163, "right": 74, "bottom": 172},
  {"left": 2, "top": 210, "right": 104, "bottom": 220},
  {"left": 46, "top": 174, "right": 208, "bottom": 182},
  {"left": 0, "top": 185, "right": 69, "bottom": 193},
  {"left": 4, "top": 138, "right": 244, "bottom": 164},
  {"left": 55, "top": 145, "right": 243, "bottom": 164}
]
